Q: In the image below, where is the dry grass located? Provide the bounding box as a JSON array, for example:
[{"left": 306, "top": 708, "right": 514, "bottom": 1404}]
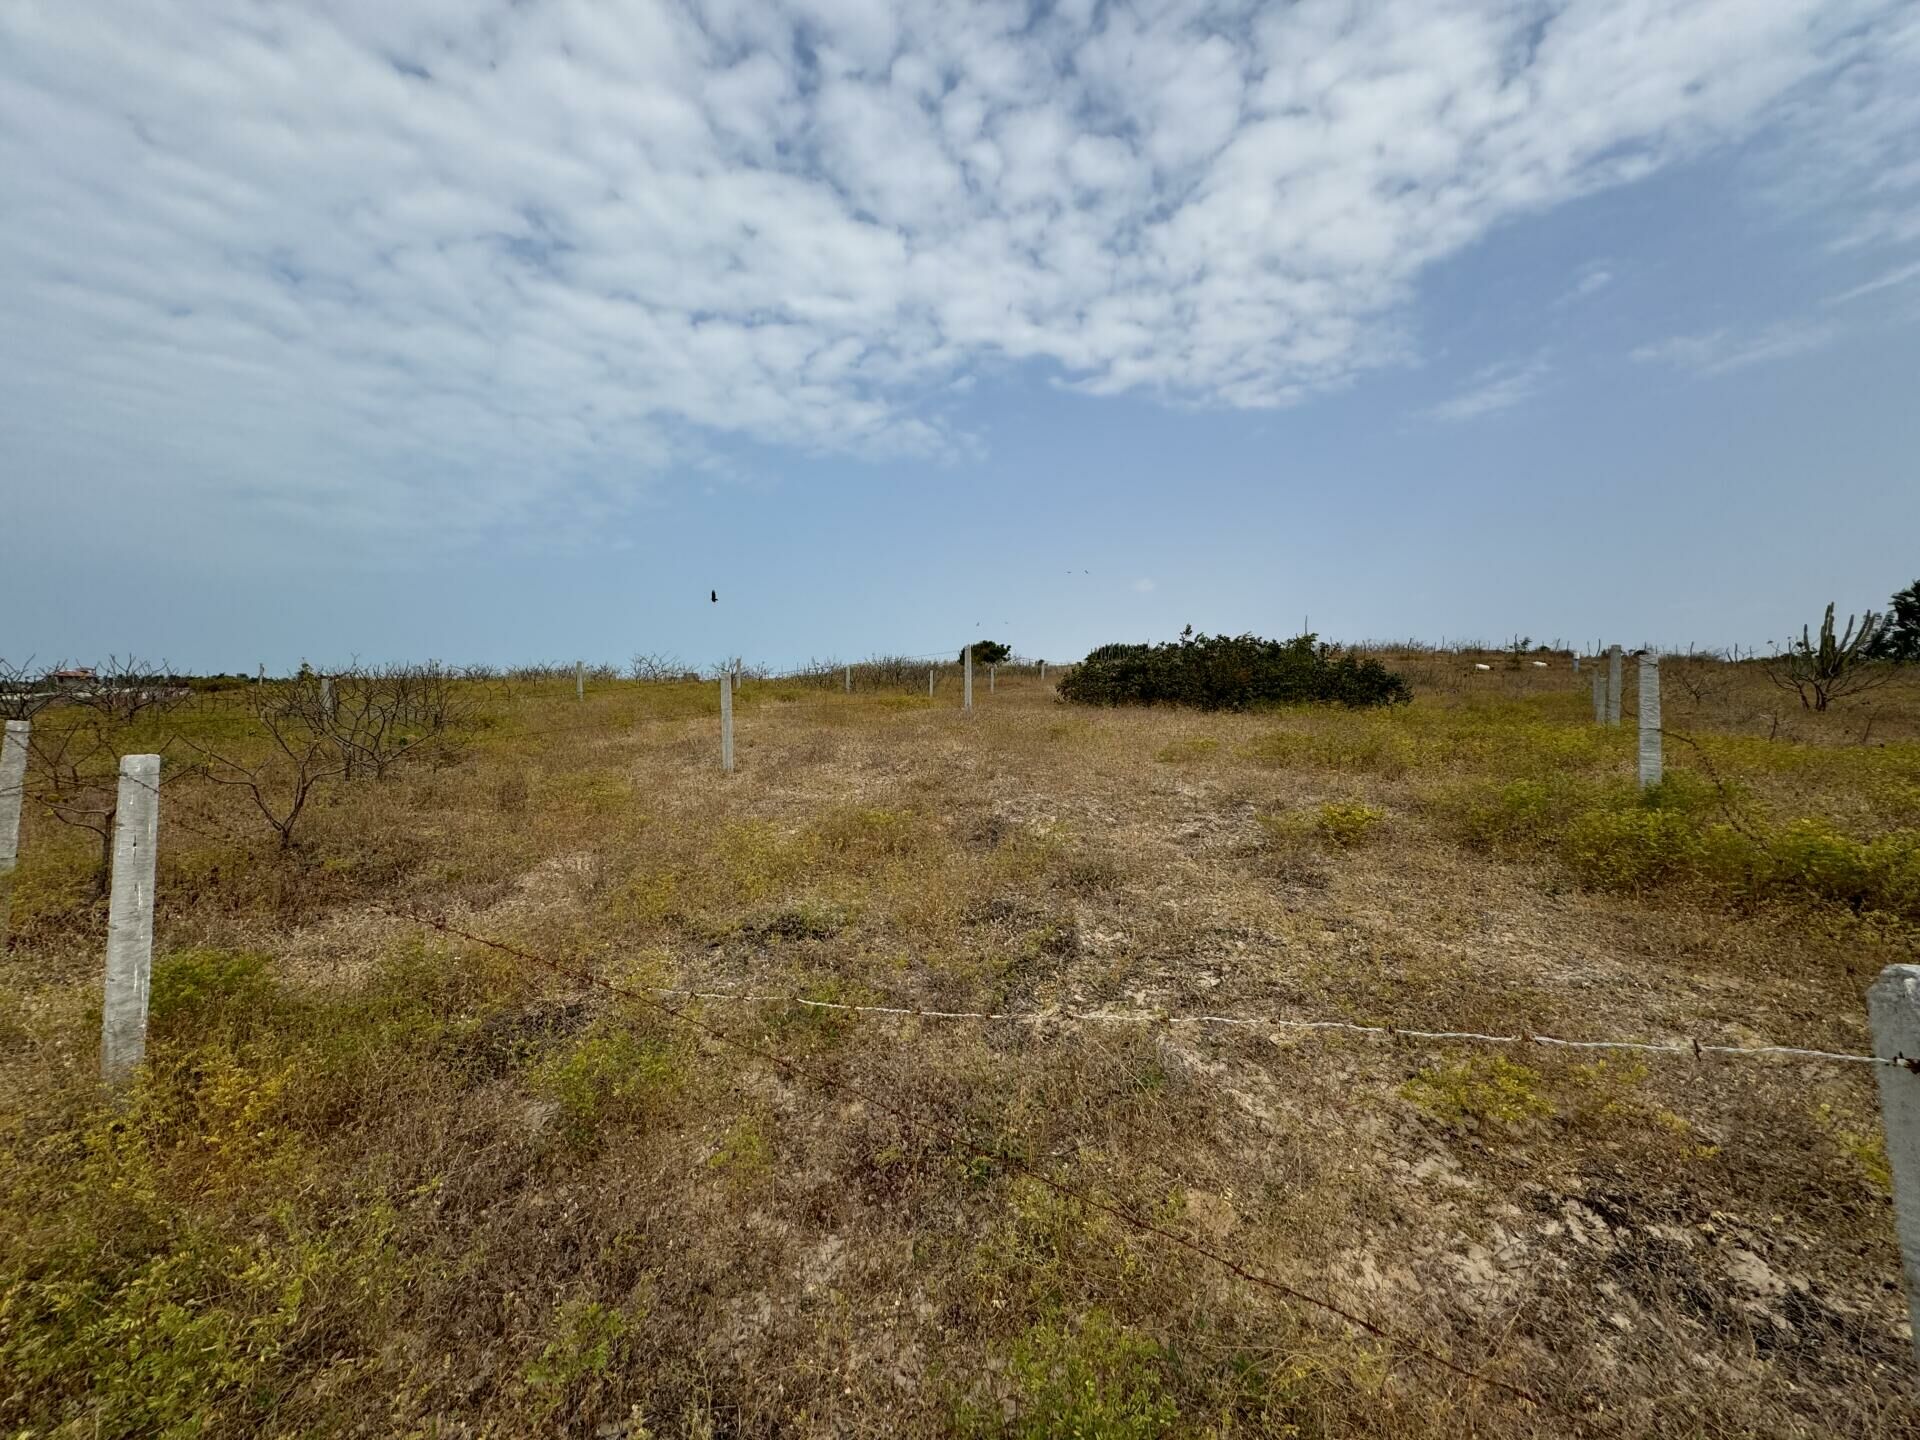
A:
[{"left": 3, "top": 659, "right": 1919, "bottom": 1437}]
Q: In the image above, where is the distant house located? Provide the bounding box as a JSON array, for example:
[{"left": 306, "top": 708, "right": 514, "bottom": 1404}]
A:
[{"left": 52, "top": 667, "right": 96, "bottom": 687}]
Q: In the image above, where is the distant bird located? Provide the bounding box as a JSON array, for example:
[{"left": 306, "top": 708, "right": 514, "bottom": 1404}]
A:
[{"left": 710, "top": 590, "right": 717, "bottom": 603}]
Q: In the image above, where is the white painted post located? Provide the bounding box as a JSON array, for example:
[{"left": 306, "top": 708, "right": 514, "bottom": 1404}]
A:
[
  {"left": 1606, "top": 645, "right": 1623, "bottom": 727},
  {"left": 719, "top": 674, "right": 734, "bottom": 773},
  {"left": 1868, "top": 965, "right": 1920, "bottom": 1377},
  {"left": 1572, "top": 655, "right": 1581, "bottom": 674},
  {"left": 102, "top": 754, "right": 160, "bottom": 1083},
  {"left": 1591, "top": 667, "right": 1605, "bottom": 725},
  {"left": 964, "top": 646, "right": 973, "bottom": 711},
  {"left": 575, "top": 660, "right": 585, "bottom": 702},
  {"left": 1637, "top": 652, "right": 1662, "bottom": 789},
  {"left": 0, "top": 720, "right": 28, "bottom": 953}
]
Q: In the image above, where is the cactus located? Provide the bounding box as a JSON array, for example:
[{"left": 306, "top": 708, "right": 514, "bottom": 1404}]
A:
[{"left": 1768, "top": 602, "right": 1889, "bottom": 711}]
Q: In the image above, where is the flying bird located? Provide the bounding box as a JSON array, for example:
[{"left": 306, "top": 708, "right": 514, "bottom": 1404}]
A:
[{"left": 710, "top": 590, "right": 717, "bottom": 603}]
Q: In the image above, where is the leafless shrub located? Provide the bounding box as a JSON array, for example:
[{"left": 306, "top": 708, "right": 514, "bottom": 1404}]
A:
[
  {"left": 629, "top": 652, "right": 686, "bottom": 682},
  {"left": 317, "top": 663, "right": 478, "bottom": 778},
  {"left": 25, "top": 711, "right": 185, "bottom": 895},
  {"left": 184, "top": 692, "right": 347, "bottom": 851},
  {"left": 69, "top": 655, "right": 192, "bottom": 725},
  {"left": 0, "top": 658, "right": 60, "bottom": 721}
]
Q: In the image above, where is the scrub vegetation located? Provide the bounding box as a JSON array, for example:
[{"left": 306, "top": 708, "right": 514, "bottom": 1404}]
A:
[{"left": 2, "top": 651, "right": 1918, "bottom": 1437}]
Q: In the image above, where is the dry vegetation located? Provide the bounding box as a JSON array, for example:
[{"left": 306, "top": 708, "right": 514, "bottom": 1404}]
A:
[{"left": 4, "top": 654, "right": 1920, "bottom": 1437}]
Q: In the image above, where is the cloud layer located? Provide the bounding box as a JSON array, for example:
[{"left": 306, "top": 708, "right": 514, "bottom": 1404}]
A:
[{"left": 2, "top": 0, "right": 1911, "bottom": 537}]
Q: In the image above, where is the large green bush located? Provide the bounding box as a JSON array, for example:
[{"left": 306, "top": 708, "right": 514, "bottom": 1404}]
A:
[{"left": 1058, "top": 631, "right": 1411, "bottom": 711}]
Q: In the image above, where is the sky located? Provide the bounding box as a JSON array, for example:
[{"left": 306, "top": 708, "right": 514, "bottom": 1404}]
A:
[{"left": 2, "top": 0, "right": 1917, "bottom": 674}]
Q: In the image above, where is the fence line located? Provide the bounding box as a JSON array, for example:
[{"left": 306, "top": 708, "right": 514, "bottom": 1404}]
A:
[{"left": 38, "top": 751, "right": 1904, "bottom": 1075}]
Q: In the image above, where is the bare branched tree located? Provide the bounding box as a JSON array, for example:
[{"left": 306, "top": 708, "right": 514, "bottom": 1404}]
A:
[
  {"left": 72, "top": 655, "right": 192, "bottom": 726},
  {"left": 26, "top": 708, "right": 184, "bottom": 895},
  {"left": 316, "top": 663, "right": 478, "bottom": 778},
  {"left": 1763, "top": 603, "right": 1894, "bottom": 712},
  {"left": 0, "top": 658, "right": 59, "bottom": 721},
  {"left": 185, "top": 692, "right": 347, "bottom": 851},
  {"left": 628, "top": 651, "right": 685, "bottom": 682}
]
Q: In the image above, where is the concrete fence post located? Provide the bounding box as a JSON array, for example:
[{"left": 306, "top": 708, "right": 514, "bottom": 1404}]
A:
[
  {"left": 1637, "top": 652, "right": 1662, "bottom": 789},
  {"left": 1867, "top": 965, "right": 1920, "bottom": 1377},
  {"left": 1572, "top": 655, "right": 1581, "bottom": 674},
  {"left": 844, "top": 665, "right": 851, "bottom": 694},
  {"left": 1040, "top": 661, "right": 1047, "bottom": 682},
  {"left": 102, "top": 754, "right": 160, "bottom": 1083},
  {"left": 0, "top": 720, "right": 28, "bottom": 953},
  {"left": 319, "top": 675, "right": 335, "bottom": 719},
  {"left": 928, "top": 668, "right": 934, "bottom": 699},
  {"left": 964, "top": 646, "right": 973, "bottom": 711},
  {"left": 990, "top": 664, "right": 995, "bottom": 693},
  {"left": 1606, "top": 645, "right": 1623, "bottom": 727},
  {"left": 719, "top": 674, "right": 734, "bottom": 773},
  {"left": 575, "top": 660, "right": 585, "bottom": 702}
]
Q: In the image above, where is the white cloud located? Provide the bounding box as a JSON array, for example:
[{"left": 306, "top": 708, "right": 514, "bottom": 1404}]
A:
[
  {"left": 1558, "top": 265, "right": 1615, "bottom": 305},
  {"left": 1132, "top": 578, "right": 1156, "bottom": 594},
  {"left": 1422, "top": 355, "right": 1551, "bottom": 422},
  {"left": 1828, "top": 259, "right": 1920, "bottom": 305},
  {"left": 1, "top": 0, "right": 1913, "bottom": 543},
  {"left": 1631, "top": 322, "right": 1834, "bottom": 376}
]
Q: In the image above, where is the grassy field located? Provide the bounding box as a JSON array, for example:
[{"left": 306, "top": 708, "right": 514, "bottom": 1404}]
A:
[{"left": 4, "top": 655, "right": 1920, "bottom": 1437}]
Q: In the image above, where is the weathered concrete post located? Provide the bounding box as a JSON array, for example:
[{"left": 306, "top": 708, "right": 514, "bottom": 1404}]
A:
[
  {"left": 1572, "top": 655, "right": 1581, "bottom": 674},
  {"left": 319, "top": 675, "right": 335, "bottom": 719},
  {"left": 844, "top": 665, "right": 851, "bottom": 694},
  {"left": 575, "top": 660, "right": 585, "bottom": 702},
  {"left": 964, "top": 646, "right": 973, "bottom": 711},
  {"left": 928, "top": 668, "right": 934, "bottom": 699},
  {"left": 719, "top": 674, "right": 734, "bottom": 773},
  {"left": 1605, "top": 645, "right": 1623, "bottom": 727},
  {"left": 1591, "top": 666, "right": 1605, "bottom": 725},
  {"left": 1868, "top": 965, "right": 1920, "bottom": 1378},
  {"left": 1637, "top": 652, "right": 1662, "bottom": 789},
  {"left": 1040, "top": 661, "right": 1047, "bottom": 683},
  {"left": 102, "top": 754, "right": 160, "bottom": 1083},
  {"left": 0, "top": 720, "right": 28, "bottom": 953},
  {"left": 989, "top": 664, "right": 996, "bottom": 693}
]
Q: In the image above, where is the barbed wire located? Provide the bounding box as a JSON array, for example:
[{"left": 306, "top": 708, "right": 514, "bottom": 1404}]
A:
[
  {"left": 24, "top": 767, "right": 1901, "bottom": 1073},
  {"left": 612, "top": 987, "right": 1895, "bottom": 1067},
  {"left": 372, "top": 898, "right": 1557, "bottom": 1414}
]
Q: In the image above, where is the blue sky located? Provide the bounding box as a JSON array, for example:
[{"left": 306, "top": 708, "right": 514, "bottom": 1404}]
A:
[{"left": 2, "top": 0, "right": 1917, "bottom": 674}]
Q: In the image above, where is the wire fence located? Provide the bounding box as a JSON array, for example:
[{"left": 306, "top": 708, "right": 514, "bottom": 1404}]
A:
[{"left": 10, "top": 712, "right": 1914, "bottom": 1416}]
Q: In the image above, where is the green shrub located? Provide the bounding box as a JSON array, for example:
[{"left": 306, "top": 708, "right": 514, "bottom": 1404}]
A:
[
  {"left": 535, "top": 1020, "right": 683, "bottom": 1148},
  {"left": 1316, "top": 801, "right": 1383, "bottom": 848},
  {"left": 958, "top": 1310, "right": 1176, "bottom": 1438},
  {"left": 963, "top": 640, "right": 1013, "bottom": 666},
  {"left": 1402, "top": 1056, "right": 1551, "bottom": 1128},
  {"left": 1059, "top": 631, "right": 1411, "bottom": 711},
  {"left": 523, "top": 1298, "right": 630, "bottom": 1416},
  {"left": 149, "top": 948, "right": 278, "bottom": 1037}
]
